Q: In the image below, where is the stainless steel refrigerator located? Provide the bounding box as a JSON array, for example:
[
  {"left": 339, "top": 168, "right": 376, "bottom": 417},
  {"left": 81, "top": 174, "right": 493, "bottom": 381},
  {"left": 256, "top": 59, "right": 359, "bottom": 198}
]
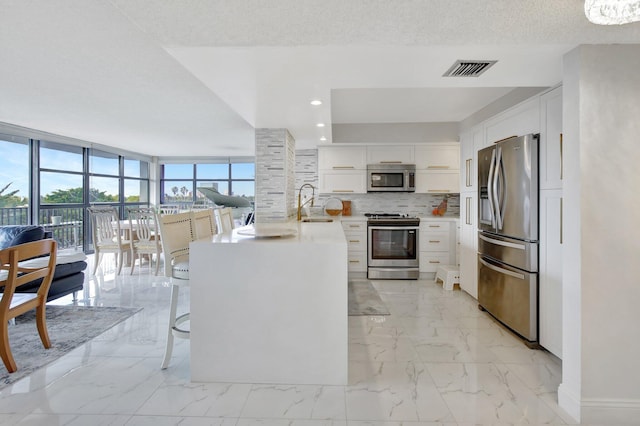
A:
[{"left": 477, "top": 134, "right": 539, "bottom": 345}]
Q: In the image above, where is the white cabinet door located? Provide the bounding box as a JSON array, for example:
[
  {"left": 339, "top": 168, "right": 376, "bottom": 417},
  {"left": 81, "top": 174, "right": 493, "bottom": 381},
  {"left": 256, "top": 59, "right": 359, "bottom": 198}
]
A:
[
  {"left": 540, "top": 86, "right": 563, "bottom": 190},
  {"left": 318, "top": 146, "right": 367, "bottom": 170},
  {"left": 460, "top": 128, "right": 482, "bottom": 192},
  {"left": 318, "top": 171, "right": 366, "bottom": 194},
  {"left": 415, "top": 170, "right": 460, "bottom": 194},
  {"left": 367, "top": 145, "right": 414, "bottom": 164},
  {"left": 415, "top": 144, "right": 460, "bottom": 170},
  {"left": 484, "top": 97, "right": 540, "bottom": 145},
  {"left": 459, "top": 192, "right": 478, "bottom": 299},
  {"left": 539, "top": 189, "right": 563, "bottom": 358}
]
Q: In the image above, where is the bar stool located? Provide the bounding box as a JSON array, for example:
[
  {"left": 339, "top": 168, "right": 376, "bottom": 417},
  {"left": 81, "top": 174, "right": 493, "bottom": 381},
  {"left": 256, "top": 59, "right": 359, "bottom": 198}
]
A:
[{"left": 155, "top": 211, "right": 195, "bottom": 369}]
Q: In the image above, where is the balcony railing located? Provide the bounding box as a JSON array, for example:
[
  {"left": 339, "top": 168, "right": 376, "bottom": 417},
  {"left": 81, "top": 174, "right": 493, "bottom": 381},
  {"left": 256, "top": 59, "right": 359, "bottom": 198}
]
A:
[{"left": 0, "top": 206, "right": 84, "bottom": 251}]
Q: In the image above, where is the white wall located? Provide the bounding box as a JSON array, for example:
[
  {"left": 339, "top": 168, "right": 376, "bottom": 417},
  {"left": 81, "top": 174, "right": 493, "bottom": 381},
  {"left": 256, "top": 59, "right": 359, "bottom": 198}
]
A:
[
  {"left": 560, "top": 44, "right": 640, "bottom": 423},
  {"left": 332, "top": 122, "right": 459, "bottom": 143}
]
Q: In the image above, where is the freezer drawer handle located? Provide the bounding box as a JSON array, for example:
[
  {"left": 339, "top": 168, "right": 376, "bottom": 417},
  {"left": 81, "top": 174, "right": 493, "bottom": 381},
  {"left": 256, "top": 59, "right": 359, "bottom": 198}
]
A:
[
  {"left": 479, "top": 233, "right": 526, "bottom": 250},
  {"left": 479, "top": 257, "right": 525, "bottom": 280}
]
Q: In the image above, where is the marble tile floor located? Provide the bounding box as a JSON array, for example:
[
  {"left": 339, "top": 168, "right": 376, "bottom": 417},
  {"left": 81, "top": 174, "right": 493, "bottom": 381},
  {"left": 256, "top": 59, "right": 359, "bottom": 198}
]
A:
[{"left": 0, "top": 255, "right": 588, "bottom": 425}]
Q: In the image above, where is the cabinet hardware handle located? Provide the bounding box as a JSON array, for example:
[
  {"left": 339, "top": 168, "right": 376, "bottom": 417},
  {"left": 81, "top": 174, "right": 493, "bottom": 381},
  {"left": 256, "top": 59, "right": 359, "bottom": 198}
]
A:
[
  {"left": 560, "top": 197, "right": 563, "bottom": 244},
  {"left": 428, "top": 165, "right": 450, "bottom": 169},
  {"left": 560, "top": 133, "right": 563, "bottom": 180},
  {"left": 349, "top": 240, "right": 360, "bottom": 243},
  {"left": 348, "top": 224, "right": 360, "bottom": 228},
  {"left": 429, "top": 260, "right": 440, "bottom": 264},
  {"left": 349, "top": 260, "right": 359, "bottom": 263},
  {"left": 332, "top": 166, "right": 355, "bottom": 169},
  {"left": 465, "top": 159, "right": 471, "bottom": 187},
  {"left": 429, "top": 240, "right": 441, "bottom": 243},
  {"left": 466, "top": 196, "right": 471, "bottom": 225},
  {"left": 428, "top": 190, "right": 450, "bottom": 193},
  {"left": 428, "top": 225, "right": 441, "bottom": 228},
  {"left": 380, "top": 161, "right": 402, "bottom": 164},
  {"left": 332, "top": 190, "right": 354, "bottom": 193}
]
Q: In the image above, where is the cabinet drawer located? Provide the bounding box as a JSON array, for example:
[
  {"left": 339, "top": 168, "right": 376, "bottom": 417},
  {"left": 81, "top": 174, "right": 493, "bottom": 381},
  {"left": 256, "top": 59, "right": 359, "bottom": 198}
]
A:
[
  {"left": 419, "top": 252, "right": 452, "bottom": 273},
  {"left": 420, "top": 221, "right": 450, "bottom": 232},
  {"left": 347, "top": 251, "right": 367, "bottom": 272},
  {"left": 341, "top": 220, "right": 366, "bottom": 232},
  {"left": 420, "top": 232, "right": 450, "bottom": 252},
  {"left": 344, "top": 231, "right": 367, "bottom": 252}
]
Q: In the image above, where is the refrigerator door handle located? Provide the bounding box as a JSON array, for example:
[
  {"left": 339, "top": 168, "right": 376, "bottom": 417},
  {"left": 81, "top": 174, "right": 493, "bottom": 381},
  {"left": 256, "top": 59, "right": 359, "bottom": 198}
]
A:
[
  {"left": 487, "top": 148, "right": 497, "bottom": 228},
  {"left": 493, "top": 146, "right": 504, "bottom": 230},
  {"left": 479, "top": 257, "right": 525, "bottom": 280},
  {"left": 478, "top": 233, "right": 526, "bottom": 250}
]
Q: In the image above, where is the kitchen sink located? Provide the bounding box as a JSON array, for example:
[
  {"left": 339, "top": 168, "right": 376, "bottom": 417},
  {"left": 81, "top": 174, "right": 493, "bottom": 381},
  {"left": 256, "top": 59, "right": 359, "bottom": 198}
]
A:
[{"left": 301, "top": 218, "right": 334, "bottom": 223}]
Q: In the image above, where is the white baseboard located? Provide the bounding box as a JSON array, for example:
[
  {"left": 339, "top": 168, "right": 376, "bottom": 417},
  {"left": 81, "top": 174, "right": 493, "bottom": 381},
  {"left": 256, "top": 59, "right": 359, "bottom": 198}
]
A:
[
  {"left": 559, "top": 384, "right": 640, "bottom": 424},
  {"left": 558, "top": 383, "right": 581, "bottom": 423},
  {"left": 581, "top": 398, "right": 640, "bottom": 424}
]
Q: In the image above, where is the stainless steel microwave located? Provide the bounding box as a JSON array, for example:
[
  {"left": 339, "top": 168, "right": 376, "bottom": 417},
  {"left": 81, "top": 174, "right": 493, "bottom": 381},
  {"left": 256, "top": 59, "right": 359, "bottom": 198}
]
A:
[{"left": 367, "top": 164, "right": 416, "bottom": 192}]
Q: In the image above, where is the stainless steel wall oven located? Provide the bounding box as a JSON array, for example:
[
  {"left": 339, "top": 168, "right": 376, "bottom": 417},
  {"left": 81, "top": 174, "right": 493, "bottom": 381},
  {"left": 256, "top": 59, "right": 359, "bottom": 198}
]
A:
[{"left": 366, "top": 214, "right": 420, "bottom": 280}]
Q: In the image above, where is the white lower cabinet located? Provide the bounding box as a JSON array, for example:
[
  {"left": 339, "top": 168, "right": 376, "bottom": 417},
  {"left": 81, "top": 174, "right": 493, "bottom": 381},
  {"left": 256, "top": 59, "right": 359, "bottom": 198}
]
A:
[
  {"left": 419, "top": 220, "right": 456, "bottom": 274},
  {"left": 539, "top": 189, "right": 563, "bottom": 358},
  {"left": 341, "top": 219, "right": 367, "bottom": 273}
]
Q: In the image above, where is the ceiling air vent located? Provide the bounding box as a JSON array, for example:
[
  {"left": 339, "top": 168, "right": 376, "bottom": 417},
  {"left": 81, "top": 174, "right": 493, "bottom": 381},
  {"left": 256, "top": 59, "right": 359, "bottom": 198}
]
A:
[{"left": 443, "top": 60, "right": 497, "bottom": 77}]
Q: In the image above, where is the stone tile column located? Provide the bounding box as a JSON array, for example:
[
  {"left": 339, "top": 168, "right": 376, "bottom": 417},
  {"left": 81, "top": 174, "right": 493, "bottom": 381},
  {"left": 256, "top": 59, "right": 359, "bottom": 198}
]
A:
[{"left": 254, "top": 128, "right": 296, "bottom": 223}]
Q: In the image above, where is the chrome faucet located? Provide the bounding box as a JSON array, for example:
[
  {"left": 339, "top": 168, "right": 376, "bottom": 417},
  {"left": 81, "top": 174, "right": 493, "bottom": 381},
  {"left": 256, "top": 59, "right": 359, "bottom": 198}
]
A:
[{"left": 297, "top": 184, "right": 316, "bottom": 221}]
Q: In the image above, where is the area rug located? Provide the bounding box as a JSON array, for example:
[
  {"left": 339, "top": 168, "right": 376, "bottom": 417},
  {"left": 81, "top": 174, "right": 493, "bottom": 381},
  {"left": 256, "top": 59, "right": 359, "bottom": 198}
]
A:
[
  {"left": 348, "top": 280, "right": 390, "bottom": 316},
  {"left": 0, "top": 305, "right": 142, "bottom": 389}
]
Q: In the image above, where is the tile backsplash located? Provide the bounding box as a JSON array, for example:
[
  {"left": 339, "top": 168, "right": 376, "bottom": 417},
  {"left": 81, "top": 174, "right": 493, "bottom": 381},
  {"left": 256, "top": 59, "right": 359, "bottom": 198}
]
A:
[{"left": 294, "top": 148, "right": 460, "bottom": 218}]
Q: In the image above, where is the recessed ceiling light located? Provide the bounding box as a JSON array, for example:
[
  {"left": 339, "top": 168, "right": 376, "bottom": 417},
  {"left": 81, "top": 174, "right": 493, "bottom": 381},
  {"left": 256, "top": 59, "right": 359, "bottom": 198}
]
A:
[
  {"left": 320, "top": 136, "right": 327, "bottom": 141},
  {"left": 310, "top": 99, "right": 322, "bottom": 106},
  {"left": 316, "top": 123, "right": 325, "bottom": 128}
]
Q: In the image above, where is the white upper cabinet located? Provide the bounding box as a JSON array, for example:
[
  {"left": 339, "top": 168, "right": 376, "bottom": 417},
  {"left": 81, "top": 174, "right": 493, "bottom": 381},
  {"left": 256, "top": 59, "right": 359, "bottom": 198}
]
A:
[
  {"left": 415, "top": 170, "right": 460, "bottom": 194},
  {"left": 366, "top": 145, "right": 414, "bottom": 164},
  {"left": 318, "top": 146, "right": 367, "bottom": 170},
  {"left": 318, "top": 170, "right": 366, "bottom": 194},
  {"left": 415, "top": 143, "right": 460, "bottom": 170},
  {"left": 484, "top": 97, "right": 540, "bottom": 146},
  {"left": 540, "top": 86, "right": 563, "bottom": 190}
]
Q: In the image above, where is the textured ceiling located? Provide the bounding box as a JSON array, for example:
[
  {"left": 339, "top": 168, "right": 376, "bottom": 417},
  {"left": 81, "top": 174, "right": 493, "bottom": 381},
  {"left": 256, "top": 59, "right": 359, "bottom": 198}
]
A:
[{"left": 1, "top": 1, "right": 639, "bottom": 156}]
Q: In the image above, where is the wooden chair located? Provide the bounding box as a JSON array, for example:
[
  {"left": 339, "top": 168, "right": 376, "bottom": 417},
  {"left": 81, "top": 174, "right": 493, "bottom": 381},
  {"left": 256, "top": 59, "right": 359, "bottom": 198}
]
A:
[
  {"left": 0, "top": 239, "right": 57, "bottom": 373},
  {"left": 127, "top": 207, "right": 162, "bottom": 275},
  {"left": 88, "top": 206, "right": 131, "bottom": 275},
  {"left": 155, "top": 212, "right": 195, "bottom": 369},
  {"left": 191, "top": 208, "right": 217, "bottom": 239},
  {"left": 214, "top": 207, "right": 234, "bottom": 233}
]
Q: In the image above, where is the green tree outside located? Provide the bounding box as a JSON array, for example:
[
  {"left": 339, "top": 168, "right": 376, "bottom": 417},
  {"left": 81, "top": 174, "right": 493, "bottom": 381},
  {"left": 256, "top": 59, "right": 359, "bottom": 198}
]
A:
[{"left": 0, "top": 182, "right": 28, "bottom": 207}]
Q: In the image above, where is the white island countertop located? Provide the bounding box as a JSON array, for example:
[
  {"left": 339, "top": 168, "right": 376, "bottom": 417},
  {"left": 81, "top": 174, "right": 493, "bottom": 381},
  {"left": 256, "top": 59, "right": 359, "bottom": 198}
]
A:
[{"left": 189, "top": 219, "right": 348, "bottom": 385}]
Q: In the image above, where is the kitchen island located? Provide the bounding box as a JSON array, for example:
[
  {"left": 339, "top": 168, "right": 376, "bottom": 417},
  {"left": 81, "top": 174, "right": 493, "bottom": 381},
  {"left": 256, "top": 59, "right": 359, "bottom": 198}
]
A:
[{"left": 189, "top": 220, "right": 348, "bottom": 385}]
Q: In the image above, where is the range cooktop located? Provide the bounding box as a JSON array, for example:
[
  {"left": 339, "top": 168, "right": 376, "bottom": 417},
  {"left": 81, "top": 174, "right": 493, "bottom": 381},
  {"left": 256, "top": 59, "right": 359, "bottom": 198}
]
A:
[{"left": 365, "top": 213, "right": 420, "bottom": 225}]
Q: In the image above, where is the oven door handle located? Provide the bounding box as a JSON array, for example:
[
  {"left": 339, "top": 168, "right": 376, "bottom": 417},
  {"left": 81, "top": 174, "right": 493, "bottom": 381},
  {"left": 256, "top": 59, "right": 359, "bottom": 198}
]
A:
[{"left": 368, "top": 225, "right": 419, "bottom": 231}]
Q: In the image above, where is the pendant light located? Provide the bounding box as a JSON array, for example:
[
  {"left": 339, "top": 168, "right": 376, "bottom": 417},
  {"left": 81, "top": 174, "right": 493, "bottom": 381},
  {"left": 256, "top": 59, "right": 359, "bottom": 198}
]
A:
[{"left": 585, "top": 0, "right": 640, "bottom": 25}]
